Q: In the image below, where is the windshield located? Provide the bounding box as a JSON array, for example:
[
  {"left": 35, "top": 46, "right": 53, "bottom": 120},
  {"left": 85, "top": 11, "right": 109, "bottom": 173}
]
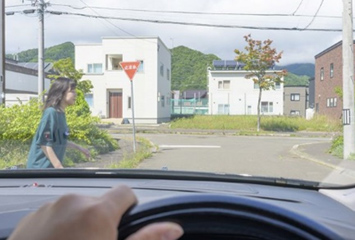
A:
[{"left": 3, "top": 0, "right": 355, "bottom": 188}]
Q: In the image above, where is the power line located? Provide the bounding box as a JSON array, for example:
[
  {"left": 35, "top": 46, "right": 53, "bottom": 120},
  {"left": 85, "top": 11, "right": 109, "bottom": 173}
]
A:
[
  {"left": 50, "top": 3, "right": 342, "bottom": 19},
  {"left": 77, "top": 0, "right": 122, "bottom": 36},
  {"left": 76, "top": 0, "right": 156, "bottom": 45},
  {"left": 303, "top": 0, "right": 324, "bottom": 30},
  {"left": 292, "top": 0, "right": 304, "bottom": 15},
  {"left": 44, "top": 10, "right": 343, "bottom": 32},
  {"left": 5, "top": 4, "right": 31, "bottom": 8}
]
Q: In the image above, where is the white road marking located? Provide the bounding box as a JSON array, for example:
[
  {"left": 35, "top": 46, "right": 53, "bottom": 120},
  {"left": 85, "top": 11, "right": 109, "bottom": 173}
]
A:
[{"left": 159, "top": 145, "right": 221, "bottom": 148}]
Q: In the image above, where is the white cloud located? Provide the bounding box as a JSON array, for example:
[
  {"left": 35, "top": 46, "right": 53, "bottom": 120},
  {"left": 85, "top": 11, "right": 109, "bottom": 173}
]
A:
[{"left": 4, "top": 0, "right": 348, "bottom": 65}]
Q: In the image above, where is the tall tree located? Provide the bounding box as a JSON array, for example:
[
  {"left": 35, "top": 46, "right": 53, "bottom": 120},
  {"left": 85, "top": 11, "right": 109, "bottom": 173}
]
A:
[
  {"left": 48, "top": 58, "right": 93, "bottom": 94},
  {"left": 235, "top": 34, "right": 287, "bottom": 132}
]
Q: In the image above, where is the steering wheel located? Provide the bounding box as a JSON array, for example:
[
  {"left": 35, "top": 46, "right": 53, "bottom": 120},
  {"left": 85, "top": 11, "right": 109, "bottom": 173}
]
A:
[{"left": 118, "top": 194, "right": 340, "bottom": 240}]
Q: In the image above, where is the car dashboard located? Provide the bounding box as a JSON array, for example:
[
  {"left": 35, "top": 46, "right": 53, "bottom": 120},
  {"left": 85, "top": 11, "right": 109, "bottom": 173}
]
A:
[{"left": 0, "top": 170, "right": 354, "bottom": 240}]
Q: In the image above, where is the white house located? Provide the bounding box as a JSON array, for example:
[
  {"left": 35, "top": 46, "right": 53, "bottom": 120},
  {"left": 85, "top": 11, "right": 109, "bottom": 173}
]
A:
[
  {"left": 5, "top": 59, "right": 51, "bottom": 106},
  {"left": 75, "top": 36, "right": 171, "bottom": 124},
  {"left": 208, "top": 60, "right": 284, "bottom": 115}
]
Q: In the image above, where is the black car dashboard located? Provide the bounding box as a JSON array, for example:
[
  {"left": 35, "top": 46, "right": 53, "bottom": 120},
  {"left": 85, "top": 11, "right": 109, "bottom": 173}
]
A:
[{"left": 0, "top": 170, "right": 354, "bottom": 240}]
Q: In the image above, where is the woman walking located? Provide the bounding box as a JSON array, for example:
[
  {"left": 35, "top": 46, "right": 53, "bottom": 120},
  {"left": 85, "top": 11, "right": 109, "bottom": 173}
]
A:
[{"left": 27, "top": 77, "right": 90, "bottom": 169}]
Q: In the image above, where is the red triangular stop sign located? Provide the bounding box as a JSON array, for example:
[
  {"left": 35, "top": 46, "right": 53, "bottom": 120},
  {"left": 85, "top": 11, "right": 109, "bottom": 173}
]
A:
[{"left": 119, "top": 61, "right": 140, "bottom": 81}]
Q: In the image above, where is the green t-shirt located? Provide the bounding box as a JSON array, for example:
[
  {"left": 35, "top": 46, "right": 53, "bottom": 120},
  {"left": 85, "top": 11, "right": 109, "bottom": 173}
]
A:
[{"left": 27, "top": 107, "right": 69, "bottom": 169}]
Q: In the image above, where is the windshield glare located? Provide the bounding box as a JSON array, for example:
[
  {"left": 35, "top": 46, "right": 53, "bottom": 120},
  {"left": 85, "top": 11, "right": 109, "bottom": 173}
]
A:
[{"left": 2, "top": 0, "right": 355, "bottom": 187}]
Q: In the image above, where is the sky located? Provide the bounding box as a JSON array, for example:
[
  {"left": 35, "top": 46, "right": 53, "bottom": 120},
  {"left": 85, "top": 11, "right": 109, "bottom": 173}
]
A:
[{"left": 4, "top": 0, "right": 348, "bottom": 65}]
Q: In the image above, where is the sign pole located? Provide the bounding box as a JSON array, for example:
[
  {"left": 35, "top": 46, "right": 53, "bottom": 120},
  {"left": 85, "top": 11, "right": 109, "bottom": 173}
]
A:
[
  {"left": 119, "top": 61, "right": 140, "bottom": 153},
  {"left": 130, "top": 80, "right": 136, "bottom": 153}
]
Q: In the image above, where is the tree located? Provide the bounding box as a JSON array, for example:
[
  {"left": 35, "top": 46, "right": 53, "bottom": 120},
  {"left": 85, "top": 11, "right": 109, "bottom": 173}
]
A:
[
  {"left": 334, "top": 86, "right": 343, "bottom": 100},
  {"left": 235, "top": 34, "right": 287, "bottom": 132},
  {"left": 48, "top": 58, "right": 93, "bottom": 94}
]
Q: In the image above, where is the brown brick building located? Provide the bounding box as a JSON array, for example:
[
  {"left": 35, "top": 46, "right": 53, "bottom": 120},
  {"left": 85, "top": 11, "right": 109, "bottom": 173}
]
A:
[{"left": 314, "top": 41, "right": 354, "bottom": 120}]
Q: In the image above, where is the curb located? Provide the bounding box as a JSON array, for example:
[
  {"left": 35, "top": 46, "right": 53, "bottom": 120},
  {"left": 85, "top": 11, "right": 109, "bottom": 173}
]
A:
[
  {"left": 290, "top": 143, "right": 355, "bottom": 179},
  {"left": 105, "top": 127, "right": 336, "bottom": 139}
]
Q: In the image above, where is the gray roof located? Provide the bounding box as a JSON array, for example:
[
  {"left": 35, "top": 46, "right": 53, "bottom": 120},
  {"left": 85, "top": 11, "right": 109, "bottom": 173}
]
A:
[
  {"left": 16, "top": 62, "right": 54, "bottom": 72},
  {"left": 5, "top": 58, "right": 55, "bottom": 74}
]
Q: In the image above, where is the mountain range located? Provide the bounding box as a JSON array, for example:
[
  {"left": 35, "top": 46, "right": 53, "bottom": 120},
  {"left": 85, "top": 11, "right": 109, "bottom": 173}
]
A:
[{"left": 6, "top": 42, "right": 314, "bottom": 90}]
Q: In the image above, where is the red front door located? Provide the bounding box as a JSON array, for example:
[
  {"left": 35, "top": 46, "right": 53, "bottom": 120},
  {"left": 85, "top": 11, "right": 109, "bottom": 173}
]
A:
[{"left": 109, "top": 92, "right": 122, "bottom": 118}]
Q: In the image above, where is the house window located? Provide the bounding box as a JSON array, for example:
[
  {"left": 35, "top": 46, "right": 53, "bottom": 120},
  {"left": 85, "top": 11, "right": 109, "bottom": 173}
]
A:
[
  {"left": 87, "top": 63, "right": 102, "bottom": 74},
  {"left": 128, "top": 96, "right": 132, "bottom": 109},
  {"left": 137, "top": 60, "right": 144, "bottom": 73},
  {"left": 261, "top": 102, "right": 273, "bottom": 113},
  {"left": 320, "top": 67, "right": 324, "bottom": 81},
  {"left": 218, "top": 104, "right": 230, "bottom": 114},
  {"left": 85, "top": 93, "right": 94, "bottom": 108},
  {"left": 290, "top": 94, "right": 300, "bottom": 101},
  {"left": 330, "top": 63, "right": 334, "bottom": 78},
  {"left": 106, "top": 54, "right": 123, "bottom": 70},
  {"left": 254, "top": 83, "right": 259, "bottom": 89},
  {"left": 167, "top": 69, "right": 170, "bottom": 80},
  {"left": 290, "top": 110, "right": 300, "bottom": 115},
  {"left": 327, "top": 97, "right": 337, "bottom": 107},
  {"left": 160, "top": 63, "right": 164, "bottom": 77},
  {"left": 161, "top": 96, "right": 165, "bottom": 107},
  {"left": 218, "top": 80, "right": 230, "bottom": 90},
  {"left": 275, "top": 82, "right": 281, "bottom": 89}
]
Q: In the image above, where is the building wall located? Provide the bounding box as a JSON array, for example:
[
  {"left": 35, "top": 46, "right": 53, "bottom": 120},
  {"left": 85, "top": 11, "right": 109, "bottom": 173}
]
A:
[
  {"left": 75, "top": 37, "right": 171, "bottom": 123},
  {"left": 284, "top": 86, "right": 308, "bottom": 117},
  {"left": 308, "top": 77, "right": 315, "bottom": 109},
  {"left": 156, "top": 39, "right": 172, "bottom": 122},
  {"left": 75, "top": 44, "right": 106, "bottom": 117},
  {"left": 208, "top": 70, "right": 284, "bottom": 115},
  {"left": 314, "top": 41, "right": 344, "bottom": 120},
  {"left": 5, "top": 67, "right": 51, "bottom": 107}
]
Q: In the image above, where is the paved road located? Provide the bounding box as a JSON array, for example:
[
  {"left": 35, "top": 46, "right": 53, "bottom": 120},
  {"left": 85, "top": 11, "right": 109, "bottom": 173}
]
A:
[{"left": 122, "top": 133, "right": 354, "bottom": 185}]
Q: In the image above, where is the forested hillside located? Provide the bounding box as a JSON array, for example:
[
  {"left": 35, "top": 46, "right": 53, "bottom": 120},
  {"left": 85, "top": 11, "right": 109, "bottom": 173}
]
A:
[
  {"left": 276, "top": 63, "right": 314, "bottom": 78},
  {"left": 6, "top": 42, "right": 74, "bottom": 63},
  {"left": 171, "top": 46, "right": 220, "bottom": 91},
  {"left": 6, "top": 42, "right": 313, "bottom": 88}
]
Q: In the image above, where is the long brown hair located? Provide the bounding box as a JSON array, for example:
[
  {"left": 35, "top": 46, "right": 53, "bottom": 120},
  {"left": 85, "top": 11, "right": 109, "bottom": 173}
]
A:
[{"left": 44, "top": 77, "right": 77, "bottom": 110}]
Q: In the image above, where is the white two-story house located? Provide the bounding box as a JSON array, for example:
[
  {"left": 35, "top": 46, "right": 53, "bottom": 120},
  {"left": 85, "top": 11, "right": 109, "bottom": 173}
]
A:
[
  {"left": 75, "top": 36, "right": 171, "bottom": 124},
  {"left": 208, "top": 60, "right": 284, "bottom": 115}
]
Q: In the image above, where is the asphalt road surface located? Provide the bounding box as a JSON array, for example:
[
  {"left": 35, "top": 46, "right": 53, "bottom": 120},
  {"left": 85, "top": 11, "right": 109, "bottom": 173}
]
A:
[{"left": 127, "top": 133, "right": 354, "bottom": 185}]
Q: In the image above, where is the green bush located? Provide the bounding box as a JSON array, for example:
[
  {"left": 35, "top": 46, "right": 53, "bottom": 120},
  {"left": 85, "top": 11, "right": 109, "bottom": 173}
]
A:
[
  {"left": 0, "top": 99, "right": 42, "bottom": 141},
  {"left": 0, "top": 90, "right": 118, "bottom": 168}
]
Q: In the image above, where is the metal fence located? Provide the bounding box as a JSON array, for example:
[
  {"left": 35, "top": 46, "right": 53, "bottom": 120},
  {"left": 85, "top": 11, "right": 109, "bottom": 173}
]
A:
[{"left": 171, "top": 99, "right": 209, "bottom": 115}]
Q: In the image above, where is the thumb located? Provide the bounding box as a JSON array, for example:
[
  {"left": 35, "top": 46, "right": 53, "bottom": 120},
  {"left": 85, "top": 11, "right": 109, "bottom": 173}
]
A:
[{"left": 125, "top": 222, "right": 183, "bottom": 240}]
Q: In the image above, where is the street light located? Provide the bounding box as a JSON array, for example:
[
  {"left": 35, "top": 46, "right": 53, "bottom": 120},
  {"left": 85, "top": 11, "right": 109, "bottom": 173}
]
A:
[
  {"left": 23, "top": 9, "right": 36, "bottom": 14},
  {"left": 46, "top": 11, "right": 62, "bottom": 15}
]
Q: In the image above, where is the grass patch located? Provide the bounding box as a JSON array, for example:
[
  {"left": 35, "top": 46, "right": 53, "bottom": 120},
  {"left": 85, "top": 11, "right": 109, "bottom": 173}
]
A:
[
  {"left": 170, "top": 115, "right": 341, "bottom": 132},
  {"left": 0, "top": 139, "right": 101, "bottom": 169},
  {"left": 329, "top": 135, "right": 355, "bottom": 160},
  {"left": 109, "top": 137, "right": 154, "bottom": 169},
  {"left": 0, "top": 140, "right": 30, "bottom": 169}
]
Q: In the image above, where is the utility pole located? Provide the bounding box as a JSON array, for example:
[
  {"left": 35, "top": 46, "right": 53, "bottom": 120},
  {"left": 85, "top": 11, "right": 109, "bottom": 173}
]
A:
[
  {"left": 34, "top": 0, "right": 47, "bottom": 102},
  {"left": 0, "top": 0, "right": 4, "bottom": 105},
  {"left": 342, "top": 0, "right": 355, "bottom": 159}
]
